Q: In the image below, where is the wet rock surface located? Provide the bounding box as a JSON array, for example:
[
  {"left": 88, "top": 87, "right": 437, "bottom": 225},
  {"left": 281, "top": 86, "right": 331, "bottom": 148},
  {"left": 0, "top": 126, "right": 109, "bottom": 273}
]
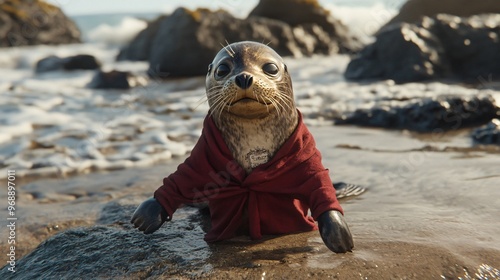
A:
[
  {"left": 0, "top": 203, "right": 211, "bottom": 279},
  {"left": 472, "top": 119, "right": 500, "bottom": 145},
  {"left": 379, "top": 0, "right": 500, "bottom": 31},
  {"left": 35, "top": 54, "right": 101, "bottom": 73},
  {"left": 0, "top": 0, "right": 81, "bottom": 47},
  {"left": 337, "top": 95, "right": 499, "bottom": 132},
  {"left": 345, "top": 14, "right": 500, "bottom": 83},
  {"left": 118, "top": 5, "right": 359, "bottom": 77}
]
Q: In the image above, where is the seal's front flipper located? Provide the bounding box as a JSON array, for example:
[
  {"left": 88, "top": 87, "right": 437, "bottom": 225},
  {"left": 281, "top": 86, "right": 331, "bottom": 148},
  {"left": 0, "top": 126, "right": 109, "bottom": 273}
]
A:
[
  {"left": 317, "top": 210, "right": 354, "bottom": 253},
  {"left": 333, "top": 182, "right": 366, "bottom": 199},
  {"left": 131, "top": 197, "right": 170, "bottom": 234}
]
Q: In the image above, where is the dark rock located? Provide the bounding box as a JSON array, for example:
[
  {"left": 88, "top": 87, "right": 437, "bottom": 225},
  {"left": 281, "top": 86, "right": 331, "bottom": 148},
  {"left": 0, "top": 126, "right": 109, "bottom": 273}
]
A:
[
  {"left": 346, "top": 14, "right": 500, "bottom": 83},
  {"left": 35, "top": 54, "right": 100, "bottom": 73},
  {"left": 62, "top": 54, "right": 100, "bottom": 71},
  {"left": 0, "top": 204, "right": 210, "bottom": 279},
  {"left": 0, "top": 0, "right": 81, "bottom": 47},
  {"left": 117, "top": 15, "right": 168, "bottom": 61},
  {"left": 379, "top": 0, "right": 500, "bottom": 32},
  {"left": 147, "top": 8, "right": 300, "bottom": 78},
  {"left": 338, "top": 95, "right": 499, "bottom": 132},
  {"left": 88, "top": 70, "right": 135, "bottom": 89},
  {"left": 472, "top": 119, "right": 500, "bottom": 145},
  {"left": 34, "top": 55, "right": 63, "bottom": 73},
  {"left": 248, "top": 0, "right": 362, "bottom": 53},
  {"left": 119, "top": 6, "right": 359, "bottom": 77}
]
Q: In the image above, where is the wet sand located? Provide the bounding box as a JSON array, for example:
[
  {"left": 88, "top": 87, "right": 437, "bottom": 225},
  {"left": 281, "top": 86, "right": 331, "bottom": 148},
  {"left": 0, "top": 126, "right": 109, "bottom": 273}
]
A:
[{"left": 1, "top": 125, "right": 499, "bottom": 279}]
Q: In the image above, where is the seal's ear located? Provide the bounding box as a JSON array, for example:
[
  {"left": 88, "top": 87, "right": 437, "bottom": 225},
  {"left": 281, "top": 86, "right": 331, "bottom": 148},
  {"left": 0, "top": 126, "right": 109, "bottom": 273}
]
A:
[
  {"left": 284, "top": 64, "right": 288, "bottom": 73},
  {"left": 207, "top": 63, "right": 213, "bottom": 74}
]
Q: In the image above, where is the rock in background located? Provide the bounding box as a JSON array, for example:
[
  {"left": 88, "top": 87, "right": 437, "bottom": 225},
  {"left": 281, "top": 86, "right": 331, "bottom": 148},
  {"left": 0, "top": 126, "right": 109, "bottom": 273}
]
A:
[
  {"left": 248, "top": 0, "right": 362, "bottom": 54},
  {"left": 118, "top": 1, "right": 360, "bottom": 77},
  {"left": 338, "top": 95, "right": 499, "bottom": 132},
  {"left": 35, "top": 54, "right": 101, "bottom": 73},
  {"left": 345, "top": 14, "right": 500, "bottom": 83},
  {"left": 88, "top": 70, "right": 147, "bottom": 89},
  {"left": 472, "top": 119, "right": 500, "bottom": 145},
  {"left": 378, "top": 0, "right": 500, "bottom": 32},
  {"left": 0, "top": 0, "right": 81, "bottom": 47}
]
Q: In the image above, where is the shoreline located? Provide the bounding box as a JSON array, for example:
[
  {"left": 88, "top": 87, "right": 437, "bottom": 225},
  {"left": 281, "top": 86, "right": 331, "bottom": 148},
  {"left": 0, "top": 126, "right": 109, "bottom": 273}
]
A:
[{"left": 1, "top": 125, "right": 499, "bottom": 278}]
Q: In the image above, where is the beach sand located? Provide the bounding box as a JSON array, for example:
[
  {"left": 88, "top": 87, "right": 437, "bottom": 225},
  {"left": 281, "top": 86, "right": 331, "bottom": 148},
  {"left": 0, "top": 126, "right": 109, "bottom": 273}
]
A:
[{"left": 1, "top": 125, "right": 499, "bottom": 279}]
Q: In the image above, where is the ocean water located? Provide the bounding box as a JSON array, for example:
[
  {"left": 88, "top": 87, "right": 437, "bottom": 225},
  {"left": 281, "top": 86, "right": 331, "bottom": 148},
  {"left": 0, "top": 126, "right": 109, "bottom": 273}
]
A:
[{"left": 1, "top": 0, "right": 499, "bottom": 179}]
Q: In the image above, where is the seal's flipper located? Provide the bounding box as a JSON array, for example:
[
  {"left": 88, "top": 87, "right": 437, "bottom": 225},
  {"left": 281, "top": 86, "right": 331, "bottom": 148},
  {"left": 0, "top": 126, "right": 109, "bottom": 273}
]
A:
[
  {"left": 333, "top": 182, "right": 366, "bottom": 199},
  {"left": 317, "top": 210, "right": 354, "bottom": 253}
]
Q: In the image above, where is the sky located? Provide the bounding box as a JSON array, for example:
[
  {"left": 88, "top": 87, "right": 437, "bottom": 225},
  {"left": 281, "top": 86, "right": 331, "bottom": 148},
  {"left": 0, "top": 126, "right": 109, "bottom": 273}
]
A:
[
  {"left": 45, "top": 0, "right": 401, "bottom": 16},
  {"left": 46, "top": 0, "right": 259, "bottom": 16}
]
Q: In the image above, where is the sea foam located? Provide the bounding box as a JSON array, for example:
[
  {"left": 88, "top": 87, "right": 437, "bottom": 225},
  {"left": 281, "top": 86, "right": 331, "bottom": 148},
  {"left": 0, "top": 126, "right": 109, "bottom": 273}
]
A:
[{"left": 87, "top": 17, "right": 148, "bottom": 46}]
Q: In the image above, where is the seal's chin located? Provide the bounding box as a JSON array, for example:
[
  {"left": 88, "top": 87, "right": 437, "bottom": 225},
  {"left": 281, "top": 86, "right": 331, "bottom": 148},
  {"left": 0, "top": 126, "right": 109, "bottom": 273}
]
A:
[
  {"left": 229, "top": 97, "right": 271, "bottom": 106},
  {"left": 227, "top": 98, "right": 274, "bottom": 119}
]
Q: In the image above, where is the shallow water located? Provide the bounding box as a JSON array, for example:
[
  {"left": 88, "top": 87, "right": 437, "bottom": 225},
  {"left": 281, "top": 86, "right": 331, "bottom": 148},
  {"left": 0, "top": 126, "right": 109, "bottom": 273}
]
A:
[
  {"left": 1, "top": 124, "right": 499, "bottom": 278},
  {"left": 1, "top": 43, "right": 499, "bottom": 182}
]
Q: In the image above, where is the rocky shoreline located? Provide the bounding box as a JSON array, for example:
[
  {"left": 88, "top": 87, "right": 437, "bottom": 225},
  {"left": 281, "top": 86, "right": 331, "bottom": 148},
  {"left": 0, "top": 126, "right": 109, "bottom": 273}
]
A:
[{"left": 1, "top": 1, "right": 500, "bottom": 278}]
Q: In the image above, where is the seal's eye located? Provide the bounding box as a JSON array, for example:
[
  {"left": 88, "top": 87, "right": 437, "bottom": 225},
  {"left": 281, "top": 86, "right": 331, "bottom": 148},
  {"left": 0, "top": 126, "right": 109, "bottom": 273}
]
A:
[
  {"left": 262, "top": 63, "right": 279, "bottom": 76},
  {"left": 207, "top": 64, "right": 213, "bottom": 73},
  {"left": 215, "top": 64, "right": 230, "bottom": 78}
]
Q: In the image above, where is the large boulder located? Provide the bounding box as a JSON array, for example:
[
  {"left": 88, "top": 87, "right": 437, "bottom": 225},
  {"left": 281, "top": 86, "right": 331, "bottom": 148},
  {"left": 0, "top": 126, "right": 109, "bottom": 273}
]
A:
[
  {"left": 0, "top": 0, "right": 81, "bottom": 47},
  {"left": 248, "top": 0, "right": 361, "bottom": 53},
  {"left": 146, "top": 8, "right": 301, "bottom": 77},
  {"left": 337, "top": 95, "right": 499, "bottom": 132},
  {"left": 379, "top": 0, "right": 500, "bottom": 31},
  {"left": 119, "top": 6, "right": 359, "bottom": 77},
  {"left": 117, "top": 15, "right": 168, "bottom": 61},
  {"left": 345, "top": 14, "right": 500, "bottom": 83}
]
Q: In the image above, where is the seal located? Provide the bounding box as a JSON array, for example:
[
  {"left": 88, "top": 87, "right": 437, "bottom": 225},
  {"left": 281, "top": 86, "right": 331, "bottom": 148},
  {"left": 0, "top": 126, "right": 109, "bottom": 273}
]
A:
[{"left": 131, "top": 41, "right": 354, "bottom": 253}]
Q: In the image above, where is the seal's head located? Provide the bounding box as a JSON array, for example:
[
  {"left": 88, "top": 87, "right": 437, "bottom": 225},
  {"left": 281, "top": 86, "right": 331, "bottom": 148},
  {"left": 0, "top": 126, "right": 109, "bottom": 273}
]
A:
[
  {"left": 205, "top": 41, "right": 298, "bottom": 173},
  {"left": 206, "top": 41, "right": 295, "bottom": 120}
]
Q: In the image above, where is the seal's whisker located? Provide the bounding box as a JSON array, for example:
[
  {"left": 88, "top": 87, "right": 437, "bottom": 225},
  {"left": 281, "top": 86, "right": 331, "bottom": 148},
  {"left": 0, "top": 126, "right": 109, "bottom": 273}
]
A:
[
  {"left": 220, "top": 42, "right": 234, "bottom": 58},
  {"left": 266, "top": 95, "right": 280, "bottom": 117},
  {"left": 196, "top": 89, "right": 226, "bottom": 110},
  {"left": 277, "top": 88, "right": 295, "bottom": 103},
  {"left": 257, "top": 93, "right": 270, "bottom": 114},
  {"left": 225, "top": 39, "right": 236, "bottom": 56},
  {"left": 193, "top": 97, "right": 209, "bottom": 110},
  {"left": 209, "top": 97, "right": 226, "bottom": 120},
  {"left": 274, "top": 92, "right": 293, "bottom": 113},
  {"left": 270, "top": 98, "right": 280, "bottom": 117},
  {"left": 209, "top": 94, "right": 228, "bottom": 110},
  {"left": 272, "top": 96, "right": 286, "bottom": 117}
]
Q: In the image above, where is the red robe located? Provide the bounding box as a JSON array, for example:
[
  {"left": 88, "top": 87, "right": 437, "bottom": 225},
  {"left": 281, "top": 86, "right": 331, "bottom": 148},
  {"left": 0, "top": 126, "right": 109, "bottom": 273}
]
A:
[{"left": 154, "top": 111, "right": 343, "bottom": 242}]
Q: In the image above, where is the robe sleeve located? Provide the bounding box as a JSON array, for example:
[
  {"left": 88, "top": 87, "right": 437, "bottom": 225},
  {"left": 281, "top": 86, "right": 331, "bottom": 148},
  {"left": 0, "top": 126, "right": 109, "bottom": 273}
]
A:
[
  {"left": 153, "top": 116, "right": 243, "bottom": 219},
  {"left": 154, "top": 133, "right": 217, "bottom": 218},
  {"left": 298, "top": 149, "right": 343, "bottom": 219}
]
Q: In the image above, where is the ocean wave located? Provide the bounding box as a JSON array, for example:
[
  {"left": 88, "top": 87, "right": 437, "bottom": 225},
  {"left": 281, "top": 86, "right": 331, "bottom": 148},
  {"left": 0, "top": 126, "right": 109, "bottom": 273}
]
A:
[
  {"left": 324, "top": 2, "right": 399, "bottom": 42},
  {"left": 87, "top": 17, "right": 147, "bottom": 46}
]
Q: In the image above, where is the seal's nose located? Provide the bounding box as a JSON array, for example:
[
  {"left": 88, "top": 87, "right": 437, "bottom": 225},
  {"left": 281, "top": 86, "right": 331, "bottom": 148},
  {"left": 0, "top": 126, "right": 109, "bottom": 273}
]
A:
[{"left": 235, "top": 74, "right": 253, "bottom": 89}]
